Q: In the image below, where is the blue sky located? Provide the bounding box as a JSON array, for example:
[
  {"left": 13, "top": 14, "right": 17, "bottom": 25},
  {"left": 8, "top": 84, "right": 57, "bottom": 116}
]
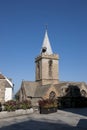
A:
[{"left": 0, "top": 0, "right": 87, "bottom": 93}]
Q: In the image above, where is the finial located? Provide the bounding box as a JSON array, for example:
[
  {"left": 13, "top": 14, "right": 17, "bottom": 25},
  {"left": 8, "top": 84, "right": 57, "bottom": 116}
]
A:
[{"left": 45, "top": 24, "right": 48, "bottom": 31}]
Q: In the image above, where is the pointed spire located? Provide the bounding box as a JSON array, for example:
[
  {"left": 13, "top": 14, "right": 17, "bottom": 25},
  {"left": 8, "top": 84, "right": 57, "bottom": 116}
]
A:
[{"left": 41, "top": 29, "right": 53, "bottom": 55}]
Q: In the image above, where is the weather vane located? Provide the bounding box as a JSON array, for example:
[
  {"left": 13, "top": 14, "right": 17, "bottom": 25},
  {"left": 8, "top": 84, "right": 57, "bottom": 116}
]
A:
[{"left": 45, "top": 24, "right": 48, "bottom": 30}]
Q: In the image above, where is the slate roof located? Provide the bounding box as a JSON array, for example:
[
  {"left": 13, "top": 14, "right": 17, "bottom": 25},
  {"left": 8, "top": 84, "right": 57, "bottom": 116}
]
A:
[
  {"left": 21, "top": 81, "right": 38, "bottom": 97},
  {"left": 16, "top": 80, "right": 87, "bottom": 98},
  {"left": 58, "top": 81, "right": 87, "bottom": 87},
  {"left": 34, "top": 84, "right": 52, "bottom": 97},
  {"left": 0, "top": 73, "right": 13, "bottom": 88},
  {"left": 0, "top": 74, "right": 5, "bottom": 79}
]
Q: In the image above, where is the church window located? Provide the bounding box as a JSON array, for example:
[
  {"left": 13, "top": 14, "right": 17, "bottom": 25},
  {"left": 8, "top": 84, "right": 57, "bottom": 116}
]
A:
[
  {"left": 37, "top": 62, "right": 40, "bottom": 79},
  {"left": 49, "top": 91, "right": 56, "bottom": 100},
  {"left": 81, "top": 90, "right": 86, "bottom": 97},
  {"left": 49, "top": 60, "right": 53, "bottom": 77}
]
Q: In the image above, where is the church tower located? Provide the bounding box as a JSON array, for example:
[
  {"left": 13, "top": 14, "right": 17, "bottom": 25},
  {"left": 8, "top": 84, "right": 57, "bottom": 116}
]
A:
[{"left": 35, "top": 29, "right": 59, "bottom": 85}]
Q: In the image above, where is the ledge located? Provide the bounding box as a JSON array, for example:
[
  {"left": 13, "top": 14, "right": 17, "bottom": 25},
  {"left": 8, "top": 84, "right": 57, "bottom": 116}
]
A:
[
  {"left": 0, "top": 108, "right": 34, "bottom": 119},
  {"left": 35, "top": 54, "right": 59, "bottom": 61}
]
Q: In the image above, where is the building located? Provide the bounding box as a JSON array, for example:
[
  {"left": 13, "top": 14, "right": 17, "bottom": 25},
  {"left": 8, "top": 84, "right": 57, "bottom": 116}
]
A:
[
  {"left": 0, "top": 73, "right": 13, "bottom": 103},
  {"left": 16, "top": 30, "right": 87, "bottom": 107}
]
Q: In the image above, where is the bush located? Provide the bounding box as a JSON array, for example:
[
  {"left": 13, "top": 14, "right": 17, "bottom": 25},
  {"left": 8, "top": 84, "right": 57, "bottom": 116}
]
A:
[
  {"left": 38, "top": 99, "right": 57, "bottom": 108},
  {"left": 4, "top": 100, "right": 17, "bottom": 111},
  {"left": 17, "top": 100, "right": 32, "bottom": 109},
  {"left": 4, "top": 100, "right": 32, "bottom": 111}
]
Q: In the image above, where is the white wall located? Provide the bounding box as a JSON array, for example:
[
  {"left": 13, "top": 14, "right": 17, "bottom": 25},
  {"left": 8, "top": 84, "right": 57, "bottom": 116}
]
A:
[{"left": 5, "top": 88, "right": 13, "bottom": 102}]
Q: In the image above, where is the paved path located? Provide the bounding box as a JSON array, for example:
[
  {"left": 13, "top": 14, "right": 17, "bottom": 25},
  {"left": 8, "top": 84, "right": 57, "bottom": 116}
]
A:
[{"left": 0, "top": 108, "right": 87, "bottom": 130}]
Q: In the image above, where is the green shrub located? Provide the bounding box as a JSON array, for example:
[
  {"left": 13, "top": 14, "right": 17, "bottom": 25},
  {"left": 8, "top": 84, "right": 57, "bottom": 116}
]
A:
[
  {"left": 4, "top": 100, "right": 32, "bottom": 111},
  {"left": 38, "top": 99, "right": 57, "bottom": 108},
  {"left": 4, "top": 100, "right": 16, "bottom": 111},
  {"left": 17, "top": 100, "right": 32, "bottom": 109}
]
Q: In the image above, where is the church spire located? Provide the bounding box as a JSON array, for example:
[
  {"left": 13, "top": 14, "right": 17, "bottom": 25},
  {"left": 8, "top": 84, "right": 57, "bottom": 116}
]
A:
[{"left": 41, "top": 29, "right": 53, "bottom": 55}]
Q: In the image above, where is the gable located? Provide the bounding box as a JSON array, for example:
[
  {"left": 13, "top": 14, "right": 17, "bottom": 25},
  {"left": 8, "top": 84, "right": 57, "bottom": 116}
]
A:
[
  {"left": 21, "top": 81, "right": 38, "bottom": 97},
  {"left": 0, "top": 73, "right": 13, "bottom": 88},
  {"left": 0, "top": 74, "right": 5, "bottom": 79},
  {"left": 43, "top": 85, "right": 59, "bottom": 99}
]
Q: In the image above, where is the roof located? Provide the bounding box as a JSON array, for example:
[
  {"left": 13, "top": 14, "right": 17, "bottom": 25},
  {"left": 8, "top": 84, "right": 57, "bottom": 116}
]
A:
[
  {"left": 41, "top": 30, "right": 53, "bottom": 55},
  {"left": 0, "top": 73, "right": 13, "bottom": 87},
  {"left": 21, "top": 81, "right": 38, "bottom": 97},
  {"left": 5, "top": 76, "right": 13, "bottom": 87},
  {"left": 22, "top": 82, "right": 73, "bottom": 97},
  {"left": 0, "top": 73, "right": 5, "bottom": 79},
  {"left": 16, "top": 81, "right": 87, "bottom": 98},
  {"left": 34, "top": 84, "right": 52, "bottom": 97}
]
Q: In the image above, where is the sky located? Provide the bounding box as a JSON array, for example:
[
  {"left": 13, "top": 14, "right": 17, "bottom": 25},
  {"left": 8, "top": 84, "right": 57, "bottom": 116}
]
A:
[{"left": 0, "top": 0, "right": 87, "bottom": 93}]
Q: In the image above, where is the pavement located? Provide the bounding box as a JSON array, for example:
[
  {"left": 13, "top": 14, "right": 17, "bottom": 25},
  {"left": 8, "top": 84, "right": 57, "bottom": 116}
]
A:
[{"left": 0, "top": 108, "right": 87, "bottom": 130}]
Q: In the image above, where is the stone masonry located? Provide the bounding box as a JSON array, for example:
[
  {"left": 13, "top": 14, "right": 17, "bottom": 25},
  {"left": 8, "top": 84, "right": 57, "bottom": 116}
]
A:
[
  {"left": 35, "top": 54, "right": 59, "bottom": 86},
  {"left": 0, "top": 80, "right": 5, "bottom": 103}
]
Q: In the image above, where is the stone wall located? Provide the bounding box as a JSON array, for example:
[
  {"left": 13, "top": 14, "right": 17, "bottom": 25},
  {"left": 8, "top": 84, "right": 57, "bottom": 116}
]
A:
[
  {"left": 0, "top": 108, "right": 34, "bottom": 119},
  {"left": 43, "top": 86, "right": 59, "bottom": 99},
  {"left": 0, "top": 80, "right": 5, "bottom": 103},
  {"left": 35, "top": 54, "right": 59, "bottom": 85}
]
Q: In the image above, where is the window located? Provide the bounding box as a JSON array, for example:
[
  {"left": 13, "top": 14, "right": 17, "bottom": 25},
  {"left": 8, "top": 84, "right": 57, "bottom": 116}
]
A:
[
  {"left": 49, "top": 91, "right": 56, "bottom": 100},
  {"left": 81, "top": 90, "right": 86, "bottom": 97},
  {"left": 49, "top": 60, "right": 53, "bottom": 77},
  {"left": 37, "top": 62, "right": 40, "bottom": 79}
]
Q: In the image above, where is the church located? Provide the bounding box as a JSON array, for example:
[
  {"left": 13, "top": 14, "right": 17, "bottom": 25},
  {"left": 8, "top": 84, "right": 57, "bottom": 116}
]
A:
[{"left": 16, "top": 29, "right": 87, "bottom": 107}]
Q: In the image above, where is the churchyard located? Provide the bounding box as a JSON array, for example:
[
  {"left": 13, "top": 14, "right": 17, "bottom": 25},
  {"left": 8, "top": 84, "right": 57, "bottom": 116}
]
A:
[{"left": 0, "top": 108, "right": 87, "bottom": 130}]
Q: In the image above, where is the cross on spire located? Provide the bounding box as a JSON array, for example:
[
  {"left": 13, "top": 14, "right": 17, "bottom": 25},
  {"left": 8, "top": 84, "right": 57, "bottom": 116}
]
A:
[{"left": 45, "top": 24, "right": 48, "bottom": 30}]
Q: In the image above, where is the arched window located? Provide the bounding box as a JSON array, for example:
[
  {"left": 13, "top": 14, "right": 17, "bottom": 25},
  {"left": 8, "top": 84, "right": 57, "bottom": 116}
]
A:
[
  {"left": 49, "top": 91, "right": 56, "bottom": 100},
  {"left": 37, "top": 62, "right": 40, "bottom": 79},
  {"left": 81, "top": 90, "right": 86, "bottom": 97},
  {"left": 48, "top": 60, "right": 53, "bottom": 77}
]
